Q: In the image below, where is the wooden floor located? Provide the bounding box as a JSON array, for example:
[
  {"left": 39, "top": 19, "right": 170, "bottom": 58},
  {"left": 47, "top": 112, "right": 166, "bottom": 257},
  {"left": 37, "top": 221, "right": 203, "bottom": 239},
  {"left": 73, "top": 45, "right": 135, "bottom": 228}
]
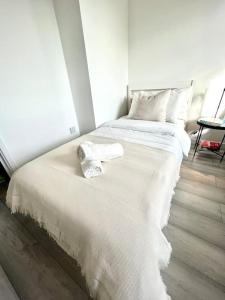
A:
[
  {"left": 162, "top": 149, "right": 225, "bottom": 300},
  {"left": 0, "top": 265, "right": 19, "bottom": 300},
  {"left": 0, "top": 149, "right": 224, "bottom": 300}
]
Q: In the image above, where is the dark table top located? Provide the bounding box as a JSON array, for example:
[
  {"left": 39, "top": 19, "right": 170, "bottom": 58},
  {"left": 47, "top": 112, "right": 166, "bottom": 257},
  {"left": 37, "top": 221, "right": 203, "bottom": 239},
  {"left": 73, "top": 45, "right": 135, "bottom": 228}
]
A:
[{"left": 197, "top": 118, "right": 225, "bottom": 130}]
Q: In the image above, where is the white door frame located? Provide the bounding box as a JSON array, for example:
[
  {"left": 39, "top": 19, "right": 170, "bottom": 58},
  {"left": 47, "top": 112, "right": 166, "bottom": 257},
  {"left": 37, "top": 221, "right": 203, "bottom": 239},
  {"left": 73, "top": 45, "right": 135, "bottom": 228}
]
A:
[{"left": 0, "top": 138, "right": 16, "bottom": 177}]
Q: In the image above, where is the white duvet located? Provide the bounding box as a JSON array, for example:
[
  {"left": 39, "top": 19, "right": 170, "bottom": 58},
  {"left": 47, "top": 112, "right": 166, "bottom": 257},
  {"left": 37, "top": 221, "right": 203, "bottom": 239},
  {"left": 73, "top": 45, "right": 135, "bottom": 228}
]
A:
[
  {"left": 6, "top": 119, "right": 190, "bottom": 300},
  {"left": 93, "top": 118, "right": 190, "bottom": 162}
]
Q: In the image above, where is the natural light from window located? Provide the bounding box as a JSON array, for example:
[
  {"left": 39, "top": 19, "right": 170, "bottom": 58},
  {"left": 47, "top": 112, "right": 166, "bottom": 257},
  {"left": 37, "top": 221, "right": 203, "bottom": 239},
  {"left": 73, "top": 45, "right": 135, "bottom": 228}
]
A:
[{"left": 202, "top": 70, "right": 225, "bottom": 118}]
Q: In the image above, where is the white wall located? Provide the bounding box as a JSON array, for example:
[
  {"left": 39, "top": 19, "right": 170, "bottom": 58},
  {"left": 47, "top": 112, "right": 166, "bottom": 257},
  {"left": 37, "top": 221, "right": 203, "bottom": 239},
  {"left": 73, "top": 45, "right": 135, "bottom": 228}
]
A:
[
  {"left": 0, "top": 0, "right": 79, "bottom": 169},
  {"left": 201, "top": 71, "right": 225, "bottom": 118},
  {"left": 129, "top": 0, "right": 225, "bottom": 88},
  {"left": 53, "top": 0, "right": 96, "bottom": 134},
  {"left": 80, "top": 0, "right": 128, "bottom": 126}
]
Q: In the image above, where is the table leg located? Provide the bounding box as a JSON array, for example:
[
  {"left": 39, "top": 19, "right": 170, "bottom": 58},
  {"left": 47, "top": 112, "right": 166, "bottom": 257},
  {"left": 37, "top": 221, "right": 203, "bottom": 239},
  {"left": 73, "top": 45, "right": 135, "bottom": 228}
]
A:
[
  {"left": 193, "top": 126, "right": 203, "bottom": 159},
  {"left": 220, "top": 151, "right": 225, "bottom": 163},
  {"left": 194, "top": 127, "right": 200, "bottom": 149},
  {"left": 219, "top": 134, "right": 225, "bottom": 163},
  {"left": 219, "top": 134, "right": 225, "bottom": 151}
]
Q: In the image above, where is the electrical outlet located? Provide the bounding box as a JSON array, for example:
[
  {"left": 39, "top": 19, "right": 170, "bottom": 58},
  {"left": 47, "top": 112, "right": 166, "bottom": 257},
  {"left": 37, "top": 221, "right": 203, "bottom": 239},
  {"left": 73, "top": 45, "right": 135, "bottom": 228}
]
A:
[{"left": 69, "top": 126, "right": 76, "bottom": 135}]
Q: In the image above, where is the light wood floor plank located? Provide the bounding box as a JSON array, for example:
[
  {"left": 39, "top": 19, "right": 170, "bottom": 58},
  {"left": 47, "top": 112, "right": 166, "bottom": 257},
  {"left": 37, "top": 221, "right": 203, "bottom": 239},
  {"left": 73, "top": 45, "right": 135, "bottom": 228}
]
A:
[
  {"left": 0, "top": 266, "right": 19, "bottom": 300},
  {"left": 164, "top": 224, "right": 225, "bottom": 289},
  {"left": 173, "top": 189, "right": 223, "bottom": 222},
  {"left": 162, "top": 257, "right": 225, "bottom": 300},
  {"left": 0, "top": 203, "right": 89, "bottom": 300},
  {"left": 220, "top": 204, "right": 225, "bottom": 224},
  {"left": 183, "top": 160, "right": 225, "bottom": 178},
  {"left": 188, "top": 151, "right": 217, "bottom": 165},
  {"left": 189, "top": 149, "right": 224, "bottom": 160},
  {"left": 176, "top": 178, "right": 225, "bottom": 204},
  {"left": 215, "top": 176, "right": 225, "bottom": 189},
  {"left": 180, "top": 165, "right": 217, "bottom": 186},
  {"left": 169, "top": 204, "right": 225, "bottom": 250},
  {"left": 16, "top": 215, "right": 89, "bottom": 295}
]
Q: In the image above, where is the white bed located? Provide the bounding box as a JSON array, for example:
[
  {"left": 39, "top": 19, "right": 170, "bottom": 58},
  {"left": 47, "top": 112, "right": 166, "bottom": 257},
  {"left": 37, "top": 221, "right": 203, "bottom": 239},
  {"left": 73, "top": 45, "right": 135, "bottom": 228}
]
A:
[{"left": 6, "top": 118, "right": 190, "bottom": 300}]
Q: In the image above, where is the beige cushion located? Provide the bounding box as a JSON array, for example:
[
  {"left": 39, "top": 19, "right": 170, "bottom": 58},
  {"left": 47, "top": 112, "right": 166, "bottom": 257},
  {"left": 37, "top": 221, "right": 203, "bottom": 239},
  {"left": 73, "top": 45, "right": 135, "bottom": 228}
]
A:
[
  {"left": 128, "top": 90, "right": 171, "bottom": 122},
  {"left": 128, "top": 90, "right": 163, "bottom": 111},
  {"left": 166, "top": 87, "right": 193, "bottom": 123}
]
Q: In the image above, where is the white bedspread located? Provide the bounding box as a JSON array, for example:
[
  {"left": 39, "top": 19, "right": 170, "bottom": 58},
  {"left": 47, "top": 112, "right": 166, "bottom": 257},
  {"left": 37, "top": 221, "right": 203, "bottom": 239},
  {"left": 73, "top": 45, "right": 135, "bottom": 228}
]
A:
[
  {"left": 6, "top": 119, "right": 190, "bottom": 300},
  {"left": 91, "top": 118, "right": 190, "bottom": 163}
]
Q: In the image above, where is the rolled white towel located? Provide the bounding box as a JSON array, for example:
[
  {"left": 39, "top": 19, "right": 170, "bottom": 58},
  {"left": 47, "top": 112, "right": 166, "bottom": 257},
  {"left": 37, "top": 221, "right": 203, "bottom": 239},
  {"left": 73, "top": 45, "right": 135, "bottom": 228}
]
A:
[
  {"left": 78, "top": 141, "right": 124, "bottom": 162},
  {"left": 80, "top": 160, "right": 103, "bottom": 179},
  {"left": 78, "top": 141, "right": 94, "bottom": 161}
]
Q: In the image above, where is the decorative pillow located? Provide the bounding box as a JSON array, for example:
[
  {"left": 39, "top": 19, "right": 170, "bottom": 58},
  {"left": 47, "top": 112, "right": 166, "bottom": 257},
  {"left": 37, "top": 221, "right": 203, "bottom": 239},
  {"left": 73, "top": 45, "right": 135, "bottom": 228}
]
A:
[
  {"left": 166, "top": 87, "right": 193, "bottom": 123},
  {"left": 128, "top": 90, "right": 163, "bottom": 111},
  {"left": 128, "top": 90, "right": 171, "bottom": 122}
]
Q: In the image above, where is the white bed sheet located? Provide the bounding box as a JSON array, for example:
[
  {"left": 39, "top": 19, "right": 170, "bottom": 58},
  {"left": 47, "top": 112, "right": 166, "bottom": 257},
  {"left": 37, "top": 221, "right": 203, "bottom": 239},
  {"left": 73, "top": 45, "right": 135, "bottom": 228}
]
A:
[{"left": 91, "top": 118, "right": 191, "bottom": 164}]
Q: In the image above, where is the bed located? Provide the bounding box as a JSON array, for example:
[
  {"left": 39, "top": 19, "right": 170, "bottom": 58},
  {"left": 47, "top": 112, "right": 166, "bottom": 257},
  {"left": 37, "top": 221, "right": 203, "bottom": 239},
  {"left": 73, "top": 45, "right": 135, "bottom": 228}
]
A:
[{"left": 6, "top": 87, "right": 191, "bottom": 300}]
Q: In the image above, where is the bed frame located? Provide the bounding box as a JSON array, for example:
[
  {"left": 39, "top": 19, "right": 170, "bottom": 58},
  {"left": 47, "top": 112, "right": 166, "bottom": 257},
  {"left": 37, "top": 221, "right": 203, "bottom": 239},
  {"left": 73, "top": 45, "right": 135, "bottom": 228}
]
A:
[{"left": 127, "top": 80, "right": 194, "bottom": 100}]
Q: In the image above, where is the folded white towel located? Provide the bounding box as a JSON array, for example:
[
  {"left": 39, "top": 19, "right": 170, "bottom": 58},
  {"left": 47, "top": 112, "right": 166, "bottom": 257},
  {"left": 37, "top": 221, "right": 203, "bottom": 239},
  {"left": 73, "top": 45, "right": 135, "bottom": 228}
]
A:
[
  {"left": 78, "top": 141, "right": 124, "bottom": 162},
  {"left": 80, "top": 160, "right": 103, "bottom": 179}
]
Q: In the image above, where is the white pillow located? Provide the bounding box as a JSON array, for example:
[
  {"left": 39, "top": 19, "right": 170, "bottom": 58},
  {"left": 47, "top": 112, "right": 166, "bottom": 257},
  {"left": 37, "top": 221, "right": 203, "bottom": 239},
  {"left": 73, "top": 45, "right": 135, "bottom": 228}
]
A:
[
  {"left": 128, "top": 90, "right": 164, "bottom": 111},
  {"left": 166, "top": 87, "right": 193, "bottom": 123},
  {"left": 128, "top": 90, "right": 171, "bottom": 122}
]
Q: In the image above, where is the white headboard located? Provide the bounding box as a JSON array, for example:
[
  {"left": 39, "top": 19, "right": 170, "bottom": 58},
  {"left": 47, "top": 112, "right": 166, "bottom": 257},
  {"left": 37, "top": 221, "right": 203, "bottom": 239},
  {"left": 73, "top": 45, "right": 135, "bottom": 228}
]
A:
[{"left": 127, "top": 80, "right": 194, "bottom": 100}]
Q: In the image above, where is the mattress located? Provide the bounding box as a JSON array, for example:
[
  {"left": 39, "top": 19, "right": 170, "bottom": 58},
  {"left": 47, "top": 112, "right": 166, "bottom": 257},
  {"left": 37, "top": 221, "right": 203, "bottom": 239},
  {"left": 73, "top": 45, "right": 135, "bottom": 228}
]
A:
[{"left": 6, "top": 119, "right": 190, "bottom": 300}]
